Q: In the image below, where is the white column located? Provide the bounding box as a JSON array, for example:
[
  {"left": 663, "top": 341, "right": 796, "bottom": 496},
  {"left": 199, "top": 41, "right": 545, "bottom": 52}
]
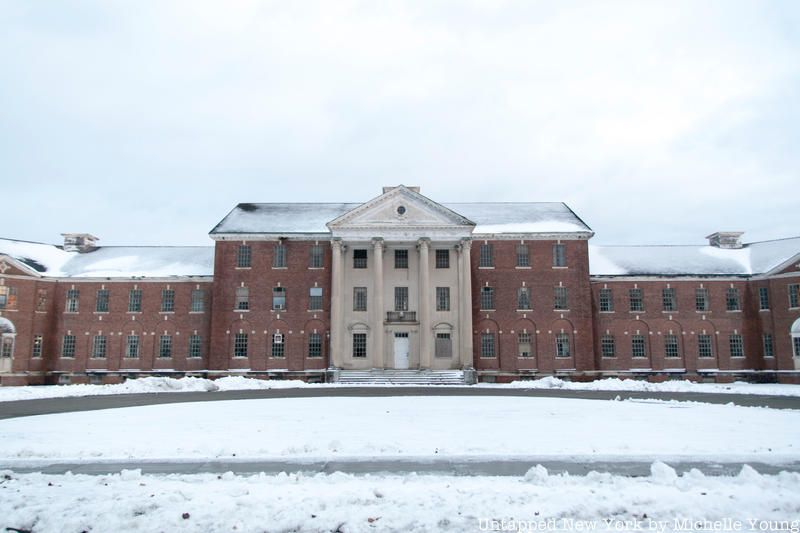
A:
[
  {"left": 458, "top": 238, "right": 474, "bottom": 368},
  {"left": 418, "top": 238, "right": 431, "bottom": 369},
  {"left": 372, "top": 238, "right": 385, "bottom": 368},
  {"left": 330, "top": 239, "right": 344, "bottom": 368}
]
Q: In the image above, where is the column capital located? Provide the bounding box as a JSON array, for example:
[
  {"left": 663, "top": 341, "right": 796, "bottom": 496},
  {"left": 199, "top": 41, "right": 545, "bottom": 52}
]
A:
[
  {"left": 417, "top": 237, "right": 431, "bottom": 249},
  {"left": 331, "top": 238, "right": 343, "bottom": 250},
  {"left": 371, "top": 237, "right": 385, "bottom": 249},
  {"left": 458, "top": 238, "right": 472, "bottom": 251}
]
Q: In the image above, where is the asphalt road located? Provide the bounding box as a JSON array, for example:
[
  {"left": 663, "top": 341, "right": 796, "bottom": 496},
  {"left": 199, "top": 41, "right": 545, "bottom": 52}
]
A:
[
  {"left": 1, "top": 386, "right": 798, "bottom": 420},
  {"left": 5, "top": 458, "right": 799, "bottom": 477}
]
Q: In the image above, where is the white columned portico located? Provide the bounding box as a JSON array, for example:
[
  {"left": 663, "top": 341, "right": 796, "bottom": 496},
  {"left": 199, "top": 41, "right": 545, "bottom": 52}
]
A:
[
  {"left": 372, "top": 238, "right": 385, "bottom": 368},
  {"left": 330, "top": 239, "right": 344, "bottom": 368},
  {"left": 458, "top": 238, "right": 474, "bottom": 368},
  {"left": 418, "top": 238, "right": 431, "bottom": 369}
]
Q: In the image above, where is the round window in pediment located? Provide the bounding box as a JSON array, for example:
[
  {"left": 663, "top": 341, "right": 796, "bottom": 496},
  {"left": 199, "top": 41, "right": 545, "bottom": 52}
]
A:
[{"left": 397, "top": 205, "right": 407, "bottom": 216}]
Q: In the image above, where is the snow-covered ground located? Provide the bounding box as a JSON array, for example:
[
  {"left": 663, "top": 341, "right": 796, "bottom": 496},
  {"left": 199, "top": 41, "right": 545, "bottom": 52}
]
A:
[
  {"left": 1, "top": 397, "right": 797, "bottom": 464},
  {"left": 1, "top": 375, "right": 799, "bottom": 402},
  {"left": 2, "top": 464, "right": 799, "bottom": 533}
]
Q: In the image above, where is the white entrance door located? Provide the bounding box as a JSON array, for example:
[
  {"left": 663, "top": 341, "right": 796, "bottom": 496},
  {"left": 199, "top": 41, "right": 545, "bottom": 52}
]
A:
[{"left": 394, "top": 333, "right": 409, "bottom": 369}]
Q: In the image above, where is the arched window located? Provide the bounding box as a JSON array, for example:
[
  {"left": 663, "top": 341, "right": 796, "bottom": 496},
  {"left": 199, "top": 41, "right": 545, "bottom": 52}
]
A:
[
  {"left": 0, "top": 317, "right": 16, "bottom": 365},
  {"left": 792, "top": 318, "right": 800, "bottom": 358}
]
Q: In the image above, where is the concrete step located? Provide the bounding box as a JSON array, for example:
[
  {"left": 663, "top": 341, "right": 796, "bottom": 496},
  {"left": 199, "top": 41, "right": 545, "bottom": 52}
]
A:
[{"left": 336, "top": 369, "right": 466, "bottom": 385}]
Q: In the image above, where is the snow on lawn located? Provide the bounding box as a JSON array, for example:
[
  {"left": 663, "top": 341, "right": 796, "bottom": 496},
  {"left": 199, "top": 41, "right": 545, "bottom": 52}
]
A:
[
  {"left": 1, "top": 397, "right": 798, "bottom": 463},
  {"left": 1, "top": 375, "right": 799, "bottom": 403},
  {"left": 0, "top": 376, "right": 317, "bottom": 402},
  {"left": 478, "top": 376, "right": 800, "bottom": 396},
  {"left": 2, "top": 464, "right": 800, "bottom": 533}
]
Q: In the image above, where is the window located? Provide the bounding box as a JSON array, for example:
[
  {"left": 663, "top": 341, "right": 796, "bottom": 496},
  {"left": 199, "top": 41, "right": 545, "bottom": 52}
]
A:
[
  {"left": 480, "top": 333, "right": 495, "bottom": 357},
  {"left": 631, "top": 335, "right": 646, "bottom": 358},
  {"left": 698, "top": 335, "right": 713, "bottom": 358},
  {"left": 517, "top": 287, "right": 531, "bottom": 310},
  {"left": 308, "top": 333, "right": 322, "bottom": 358},
  {"left": 394, "top": 249, "right": 408, "bottom": 269},
  {"left": 65, "top": 289, "right": 80, "bottom": 313},
  {"left": 662, "top": 288, "right": 676, "bottom": 312},
  {"left": 394, "top": 287, "right": 409, "bottom": 311},
  {"left": 272, "top": 333, "right": 285, "bottom": 358},
  {"left": 235, "top": 287, "right": 249, "bottom": 310},
  {"left": 353, "top": 287, "right": 367, "bottom": 312},
  {"left": 763, "top": 334, "right": 774, "bottom": 358},
  {"left": 95, "top": 289, "right": 109, "bottom": 313},
  {"left": 0, "top": 286, "right": 15, "bottom": 310},
  {"left": 601, "top": 335, "right": 615, "bottom": 358},
  {"left": 125, "top": 335, "right": 140, "bottom": 358},
  {"left": 159, "top": 335, "right": 172, "bottom": 358},
  {"left": 480, "top": 286, "right": 494, "bottom": 310},
  {"left": 729, "top": 334, "right": 744, "bottom": 357},
  {"left": 128, "top": 289, "right": 142, "bottom": 312},
  {"left": 191, "top": 289, "right": 205, "bottom": 312},
  {"left": 436, "top": 287, "right": 450, "bottom": 312},
  {"left": 695, "top": 288, "right": 709, "bottom": 312},
  {"left": 479, "top": 244, "right": 493, "bottom": 268},
  {"left": 554, "top": 286, "right": 568, "bottom": 310},
  {"left": 273, "top": 287, "right": 287, "bottom": 310},
  {"left": 352, "top": 333, "right": 367, "bottom": 358},
  {"left": 516, "top": 244, "right": 530, "bottom": 267},
  {"left": 555, "top": 333, "right": 570, "bottom": 357},
  {"left": 759, "top": 287, "right": 770, "bottom": 311},
  {"left": 309, "top": 245, "right": 324, "bottom": 268},
  {"left": 161, "top": 289, "right": 175, "bottom": 312},
  {"left": 0, "top": 337, "right": 12, "bottom": 359},
  {"left": 237, "top": 244, "right": 252, "bottom": 268},
  {"left": 36, "top": 289, "right": 48, "bottom": 312},
  {"left": 353, "top": 249, "right": 368, "bottom": 269},
  {"left": 790, "top": 284, "right": 799, "bottom": 308},
  {"left": 629, "top": 288, "right": 643, "bottom": 312},
  {"left": 664, "top": 335, "right": 679, "bottom": 358},
  {"left": 273, "top": 243, "right": 287, "bottom": 268},
  {"left": 794, "top": 336, "right": 800, "bottom": 358},
  {"left": 62, "top": 334, "right": 76, "bottom": 358},
  {"left": 599, "top": 288, "right": 613, "bottom": 312},
  {"left": 189, "top": 335, "right": 202, "bottom": 358},
  {"left": 553, "top": 244, "right": 566, "bottom": 267},
  {"left": 233, "top": 333, "right": 248, "bottom": 358},
  {"left": 726, "top": 288, "right": 740, "bottom": 311},
  {"left": 92, "top": 335, "right": 107, "bottom": 358},
  {"left": 518, "top": 332, "right": 532, "bottom": 358},
  {"left": 309, "top": 287, "right": 323, "bottom": 311},
  {"left": 31, "top": 335, "right": 43, "bottom": 358},
  {"left": 435, "top": 249, "right": 450, "bottom": 269},
  {"left": 435, "top": 333, "right": 452, "bottom": 358}
]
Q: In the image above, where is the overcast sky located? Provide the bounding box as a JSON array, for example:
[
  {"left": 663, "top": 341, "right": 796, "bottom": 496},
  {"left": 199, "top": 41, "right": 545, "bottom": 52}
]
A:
[{"left": 1, "top": 0, "right": 798, "bottom": 247}]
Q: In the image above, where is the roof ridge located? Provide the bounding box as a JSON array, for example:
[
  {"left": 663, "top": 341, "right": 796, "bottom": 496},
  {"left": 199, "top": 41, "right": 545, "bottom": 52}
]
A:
[{"left": 0, "top": 237, "right": 58, "bottom": 247}]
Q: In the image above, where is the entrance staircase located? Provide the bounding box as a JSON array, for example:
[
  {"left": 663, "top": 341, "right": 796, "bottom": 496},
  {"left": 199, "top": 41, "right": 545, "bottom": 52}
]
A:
[{"left": 336, "top": 369, "right": 466, "bottom": 385}]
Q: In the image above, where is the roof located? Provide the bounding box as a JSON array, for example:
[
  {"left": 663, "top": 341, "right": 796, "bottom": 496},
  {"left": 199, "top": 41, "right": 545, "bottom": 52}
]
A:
[
  {"left": 590, "top": 236, "right": 800, "bottom": 276},
  {"left": 0, "top": 238, "right": 214, "bottom": 278},
  {"left": 210, "top": 202, "right": 592, "bottom": 235}
]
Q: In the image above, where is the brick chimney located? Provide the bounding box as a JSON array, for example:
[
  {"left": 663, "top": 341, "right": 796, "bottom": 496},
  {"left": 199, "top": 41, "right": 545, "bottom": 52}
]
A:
[
  {"left": 706, "top": 232, "right": 744, "bottom": 249},
  {"left": 61, "top": 233, "right": 99, "bottom": 253}
]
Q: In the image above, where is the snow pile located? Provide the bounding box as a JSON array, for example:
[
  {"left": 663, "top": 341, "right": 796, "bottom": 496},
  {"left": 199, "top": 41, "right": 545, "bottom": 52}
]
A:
[
  {"left": 0, "top": 397, "right": 797, "bottom": 462},
  {"left": 479, "top": 376, "right": 800, "bottom": 396},
  {"left": 0, "top": 376, "right": 318, "bottom": 402},
  {"left": 2, "top": 466, "right": 799, "bottom": 533}
]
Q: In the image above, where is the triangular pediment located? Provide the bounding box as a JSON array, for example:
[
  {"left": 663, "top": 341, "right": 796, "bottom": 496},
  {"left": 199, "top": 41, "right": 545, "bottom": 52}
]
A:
[
  {"left": 0, "top": 255, "right": 42, "bottom": 278},
  {"left": 327, "top": 186, "right": 475, "bottom": 231}
]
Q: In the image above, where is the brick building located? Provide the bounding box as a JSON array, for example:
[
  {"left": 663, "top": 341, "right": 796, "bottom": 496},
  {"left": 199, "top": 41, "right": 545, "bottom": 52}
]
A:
[{"left": 1, "top": 185, "right": 799, "bottom": 385}]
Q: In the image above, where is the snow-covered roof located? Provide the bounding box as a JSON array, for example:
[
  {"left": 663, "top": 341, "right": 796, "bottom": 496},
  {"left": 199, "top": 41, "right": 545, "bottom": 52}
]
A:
[
  {"left": 0, "top": 238, "right": 214, "bottom": 278},
  {"left": 210, "top": 202, "right": 592, "bottom": 235},
  {"left": 590, "top": 237, "right": 800, "bottom": 277}
]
